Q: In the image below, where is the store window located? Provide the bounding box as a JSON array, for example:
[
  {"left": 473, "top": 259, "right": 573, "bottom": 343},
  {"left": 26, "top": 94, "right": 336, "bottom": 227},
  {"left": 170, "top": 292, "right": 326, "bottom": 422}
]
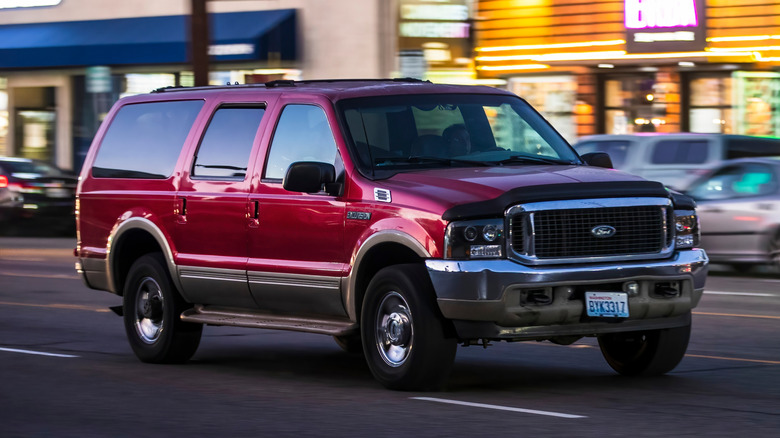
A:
[
  {"left": 604, "top": 75, "right": 664, "bottom": 134},
  {"left": 733, "top": 71, "right": 780, "bottom": 137},
  {"left": 508, "top": 76, "right": 576, "bottom": 143},
  {"left": 689, "top": 74, "right": 732, "bottom": 134}
]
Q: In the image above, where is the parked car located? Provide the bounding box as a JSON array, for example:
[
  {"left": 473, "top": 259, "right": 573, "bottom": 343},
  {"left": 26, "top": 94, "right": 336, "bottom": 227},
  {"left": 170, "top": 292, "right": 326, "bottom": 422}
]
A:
[
  {"left": 0, "top": 157, "right": 77, "bottom": 233},
  {"left": 573, "top": 133, "right": 780, "bottom": 190},
  {"left": 75, "top": 79, "right": 707, "bottom": 391},
  {"left": 685, "top": 156, "right": 780, "bottom": 269}
]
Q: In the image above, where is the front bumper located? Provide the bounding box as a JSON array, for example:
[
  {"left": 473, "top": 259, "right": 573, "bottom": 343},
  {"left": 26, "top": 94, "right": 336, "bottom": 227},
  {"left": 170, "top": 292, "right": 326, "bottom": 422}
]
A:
[{"left": 426, "top": 249, "right": 708, "bottom": 341}]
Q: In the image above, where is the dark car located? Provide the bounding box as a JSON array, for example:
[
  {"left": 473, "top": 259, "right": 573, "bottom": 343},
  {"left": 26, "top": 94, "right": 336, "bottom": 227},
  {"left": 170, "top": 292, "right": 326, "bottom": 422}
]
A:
[{"left": 0, "top": 157, "right": 77, "bottom": 233}]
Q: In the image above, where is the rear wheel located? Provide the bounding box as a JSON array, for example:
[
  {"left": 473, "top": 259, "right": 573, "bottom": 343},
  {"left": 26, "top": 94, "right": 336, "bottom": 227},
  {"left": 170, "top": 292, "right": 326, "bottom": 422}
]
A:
[
  {"left": 123, "top": 253, "right": 202, "bottom": 363},
  {"left": 598, "top": 315, "right": 691, "bottom": 376},
  {"left": 361, "top": 264, "right": 456, "bottom": 391}
]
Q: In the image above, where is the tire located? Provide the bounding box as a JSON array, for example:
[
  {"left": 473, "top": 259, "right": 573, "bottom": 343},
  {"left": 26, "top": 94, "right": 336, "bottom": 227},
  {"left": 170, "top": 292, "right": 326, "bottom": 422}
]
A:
[
  {"left": 598, "top": 314, "right": 691, "bottom": 376},
  {"left": 333, "top": 333, "right": 363, "bottom": 354},
  {"left": 360, "top": 264, "right": 457, "bottom": 391},
  {"left": 768, "top": 233, "right": 780, "bottom": 271},
  {"left": 122, "top": 253, "right": 203, "bottom": 364}
]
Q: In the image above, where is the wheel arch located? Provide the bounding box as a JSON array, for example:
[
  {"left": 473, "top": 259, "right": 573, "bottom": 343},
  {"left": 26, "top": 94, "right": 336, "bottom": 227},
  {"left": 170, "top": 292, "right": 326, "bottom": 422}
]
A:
[
  {"left": 345, "top": 231, "right": 429, "bottom": 322},
  {"left": 107, "top": 217, "right": 180, "bottom": 296}
]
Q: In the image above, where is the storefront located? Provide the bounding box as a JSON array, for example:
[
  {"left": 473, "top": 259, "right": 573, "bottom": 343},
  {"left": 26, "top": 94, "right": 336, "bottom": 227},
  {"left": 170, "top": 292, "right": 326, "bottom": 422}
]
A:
[
  {"left": 474, "top": 0, "right": 780, "bottom": 141},
  {"left": 0, "top": 0, "right": 395, "bottom": 171}
]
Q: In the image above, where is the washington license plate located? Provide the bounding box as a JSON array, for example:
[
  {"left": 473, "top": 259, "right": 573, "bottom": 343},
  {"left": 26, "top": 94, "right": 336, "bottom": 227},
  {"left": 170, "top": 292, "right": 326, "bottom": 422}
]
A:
[{"left": 585, "top": 292, "right": 629, "bottom": 318}]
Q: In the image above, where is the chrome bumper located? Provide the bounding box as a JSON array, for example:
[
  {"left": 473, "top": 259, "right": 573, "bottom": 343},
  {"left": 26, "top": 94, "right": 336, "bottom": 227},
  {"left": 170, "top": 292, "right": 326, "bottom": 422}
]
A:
[{"left": 425, "top": 249, "right": 708, "bottom": 340}]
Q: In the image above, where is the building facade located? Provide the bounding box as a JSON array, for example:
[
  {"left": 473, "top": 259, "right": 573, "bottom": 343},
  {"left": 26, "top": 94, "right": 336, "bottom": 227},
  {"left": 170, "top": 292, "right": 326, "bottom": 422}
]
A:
[
  {"left": 0, "top": 0, "right": 397, "bottom": 171},
  {"left": 474, "top": 0, "right": 780, "bottom": 143}
]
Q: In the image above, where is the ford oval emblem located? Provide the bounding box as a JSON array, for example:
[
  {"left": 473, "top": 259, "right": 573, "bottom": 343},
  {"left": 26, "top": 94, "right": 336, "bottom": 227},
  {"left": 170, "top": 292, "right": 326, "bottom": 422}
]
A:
[{"left": 591, "top": 225, "right": 617, "bottom": 238}]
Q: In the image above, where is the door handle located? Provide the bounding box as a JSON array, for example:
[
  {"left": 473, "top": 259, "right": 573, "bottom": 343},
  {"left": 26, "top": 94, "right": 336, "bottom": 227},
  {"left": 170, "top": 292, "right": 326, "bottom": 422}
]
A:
[
  {"left": 176, "top": 197, "right": 187, "bottom": 224},
  {"left": 248, "top": 200, "right": 260, "bottom": 228}
]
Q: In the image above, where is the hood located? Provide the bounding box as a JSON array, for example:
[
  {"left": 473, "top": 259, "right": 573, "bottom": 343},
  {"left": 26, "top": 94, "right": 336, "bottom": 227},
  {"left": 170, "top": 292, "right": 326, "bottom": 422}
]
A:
[{"left": 378, "top": 165, "right": 666, "bottom": 220}]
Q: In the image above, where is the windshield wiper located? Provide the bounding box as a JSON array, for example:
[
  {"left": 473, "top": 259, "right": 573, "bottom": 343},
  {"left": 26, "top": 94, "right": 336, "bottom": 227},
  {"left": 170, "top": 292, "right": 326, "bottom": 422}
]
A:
[
  {"left": 496, "top": 155, "right": 575, "bottom": 166},
  {"left": 375, "top": 156, "right": 492, "bottom": 167}
]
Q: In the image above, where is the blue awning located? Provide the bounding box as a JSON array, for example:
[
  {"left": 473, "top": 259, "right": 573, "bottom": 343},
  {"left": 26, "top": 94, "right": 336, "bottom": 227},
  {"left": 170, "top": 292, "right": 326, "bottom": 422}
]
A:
[{"left": 0, "top": 9, "right": 297, "bottom": 69}]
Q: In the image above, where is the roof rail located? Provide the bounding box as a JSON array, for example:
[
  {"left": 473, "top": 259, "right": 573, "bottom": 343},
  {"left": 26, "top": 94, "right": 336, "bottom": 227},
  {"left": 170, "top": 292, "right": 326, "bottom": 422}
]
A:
[{"left": 151, "top": 78, "right": 430, "bottom": 93}]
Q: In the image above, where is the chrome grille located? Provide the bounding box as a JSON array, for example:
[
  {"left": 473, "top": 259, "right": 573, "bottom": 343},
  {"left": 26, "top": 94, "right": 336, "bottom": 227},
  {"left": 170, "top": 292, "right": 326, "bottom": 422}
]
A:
[{"left": 508, "top": 198, "right": 672, "bottom": 264}]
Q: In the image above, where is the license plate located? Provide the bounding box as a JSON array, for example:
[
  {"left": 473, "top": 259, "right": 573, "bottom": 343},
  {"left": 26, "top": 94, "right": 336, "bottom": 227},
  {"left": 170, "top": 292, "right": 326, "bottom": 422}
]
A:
[
  {"left": 46, "top": 188, "right": 70, "bottom": 198},
  {"left": 585, "top": 292, "right": 629, "bottom": 318}
]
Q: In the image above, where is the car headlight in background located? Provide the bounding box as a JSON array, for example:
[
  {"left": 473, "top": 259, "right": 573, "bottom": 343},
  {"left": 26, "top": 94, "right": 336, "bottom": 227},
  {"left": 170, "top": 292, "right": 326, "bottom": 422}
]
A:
[
  {"left": 674, "top": 210, "right": 700, "bottom": 249},
  {"left": 445, "top": 219, "right": 505, "bottom": 259}
]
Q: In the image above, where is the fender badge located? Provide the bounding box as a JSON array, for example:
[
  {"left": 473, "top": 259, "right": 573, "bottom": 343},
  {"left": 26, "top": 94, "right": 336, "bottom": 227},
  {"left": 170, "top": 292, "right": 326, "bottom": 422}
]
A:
[{"left": 347, "top": 211, "right": 372, "bottom": 220}]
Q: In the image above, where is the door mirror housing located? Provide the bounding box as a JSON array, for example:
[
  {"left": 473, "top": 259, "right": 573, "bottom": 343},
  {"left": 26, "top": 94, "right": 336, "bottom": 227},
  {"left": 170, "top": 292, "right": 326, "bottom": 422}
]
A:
[
  {"left": 283, "top": 161, "right": 339, "bottom": 195},
  {"left": 581, "top": 152, "right": 613, "bottom": 169}
]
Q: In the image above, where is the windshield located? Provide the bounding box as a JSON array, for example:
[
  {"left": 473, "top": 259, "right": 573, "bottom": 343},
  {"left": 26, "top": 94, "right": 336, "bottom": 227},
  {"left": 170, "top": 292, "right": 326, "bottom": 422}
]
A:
[{"left": 338, "top": 93, "right": 580, "bottom": 178}]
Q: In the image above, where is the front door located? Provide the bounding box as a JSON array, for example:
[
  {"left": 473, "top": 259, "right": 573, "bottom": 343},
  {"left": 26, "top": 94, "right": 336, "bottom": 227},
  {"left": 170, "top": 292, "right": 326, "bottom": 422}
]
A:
[{"left": 247, "top": 103, "right": 348, "bottom": 317}]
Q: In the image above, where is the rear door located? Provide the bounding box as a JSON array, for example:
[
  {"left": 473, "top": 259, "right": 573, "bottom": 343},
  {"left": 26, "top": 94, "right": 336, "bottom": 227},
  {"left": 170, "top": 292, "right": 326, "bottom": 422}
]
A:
[{"left": 174, "top": 102, "right": 270, "bottom": 308}]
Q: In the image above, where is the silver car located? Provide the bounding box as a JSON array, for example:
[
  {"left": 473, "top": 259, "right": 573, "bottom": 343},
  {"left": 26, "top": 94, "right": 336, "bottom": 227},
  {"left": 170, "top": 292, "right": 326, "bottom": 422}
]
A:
[
  {"left": 686, "top": 157, "right": 780, "bottom": 268},
  {"left": 574, "top": 133, "right": 780, "bottom": 191}
]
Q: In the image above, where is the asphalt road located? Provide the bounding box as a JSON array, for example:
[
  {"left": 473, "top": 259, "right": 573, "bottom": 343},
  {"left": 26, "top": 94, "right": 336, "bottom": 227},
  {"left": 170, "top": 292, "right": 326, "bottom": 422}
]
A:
[{"left": 1, "top": 237, "right": 778, "bottom": 437}]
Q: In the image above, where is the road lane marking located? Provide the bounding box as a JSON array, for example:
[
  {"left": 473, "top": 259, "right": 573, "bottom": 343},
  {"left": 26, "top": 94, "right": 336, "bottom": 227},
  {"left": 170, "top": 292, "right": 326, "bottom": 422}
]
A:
[
  {"left": 411, "top": 397, "right": 587, "bottom": 419},
  {"left": 0, "top": 301, "right": 111, "bottom": 313},
  {"left": 686, "top": 354, "right": 780, "bottom": 365},
  {"left": 704, "top": 291, "right": 774, "bottom": 297},
  {"left": 0, "top": 347, "right": 79, "bottom": 358},
  {"left": 0, "top": 271, "right": 80, "bottom": 280},
  {"left": 693, "top": 311, "right": 780, "bottom": 320}
]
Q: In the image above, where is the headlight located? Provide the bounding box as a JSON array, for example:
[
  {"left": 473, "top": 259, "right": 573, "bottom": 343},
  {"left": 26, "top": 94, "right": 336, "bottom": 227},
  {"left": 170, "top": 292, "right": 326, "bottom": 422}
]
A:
[
  {"left": 674, "top": 210, "right": 700, "bottom": 249},
  {"left": 445, "top": 219, "right": 505, "bottom": 259}
]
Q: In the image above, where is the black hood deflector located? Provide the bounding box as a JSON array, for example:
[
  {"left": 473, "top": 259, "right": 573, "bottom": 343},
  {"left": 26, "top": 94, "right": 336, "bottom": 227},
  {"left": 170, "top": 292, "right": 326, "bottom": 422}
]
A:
[{"left": 442, "top": 181, "right": 694, "bottom": 221}]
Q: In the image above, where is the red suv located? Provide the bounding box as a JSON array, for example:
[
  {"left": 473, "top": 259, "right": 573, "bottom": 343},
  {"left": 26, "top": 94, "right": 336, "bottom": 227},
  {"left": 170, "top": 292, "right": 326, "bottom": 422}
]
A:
[{"left": 75, "top": 79, "right": 708, "bottom": 390}]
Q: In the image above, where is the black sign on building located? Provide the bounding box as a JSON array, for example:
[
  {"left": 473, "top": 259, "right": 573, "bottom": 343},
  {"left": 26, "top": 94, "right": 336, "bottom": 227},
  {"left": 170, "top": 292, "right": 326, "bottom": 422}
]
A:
[{"left": 625, "top": 0, "right": 707, "bottom": 53}]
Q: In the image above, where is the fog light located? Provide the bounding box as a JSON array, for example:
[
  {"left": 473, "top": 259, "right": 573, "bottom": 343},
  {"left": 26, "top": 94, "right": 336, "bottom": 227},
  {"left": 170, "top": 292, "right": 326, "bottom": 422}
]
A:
[
  {"left": 624, "top": 281, "right": 640, "bottom": 296},
  {"left": 469, "top": 245, "right": 502, "bottom": 258},
  {"left": 676, "top": 235, "right": 694, "bottom": 247}
]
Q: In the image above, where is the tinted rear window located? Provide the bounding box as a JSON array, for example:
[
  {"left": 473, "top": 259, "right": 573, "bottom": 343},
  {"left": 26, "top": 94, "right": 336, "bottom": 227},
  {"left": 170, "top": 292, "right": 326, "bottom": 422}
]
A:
[
  {"left": 651, "top": 140, "right": 708, "bottom": 164},
  {"left": 92, "top": 100, "right": 204, "bottom": 178},
  {"left": 725, "top": 136, "right": 780, "bottom": 159}
]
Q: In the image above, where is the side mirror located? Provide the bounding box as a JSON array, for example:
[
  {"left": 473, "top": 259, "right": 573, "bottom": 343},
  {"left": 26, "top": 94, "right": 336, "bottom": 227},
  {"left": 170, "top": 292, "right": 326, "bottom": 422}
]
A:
[
  {"left": 283, "top": 162, "right": 338, "bottom": 195},
  {"left": 581, "top": 152, "right": 613, "bottom": 169}
]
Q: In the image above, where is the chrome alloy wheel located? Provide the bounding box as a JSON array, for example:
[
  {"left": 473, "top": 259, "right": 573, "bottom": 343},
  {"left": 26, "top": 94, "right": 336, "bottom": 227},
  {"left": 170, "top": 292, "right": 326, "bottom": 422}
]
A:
[
  {"left": 375, "top": 291, "right": 413, "bottom": 367},
  {"left": 133, "top": 276, "right": 165, "bottom": 344}
]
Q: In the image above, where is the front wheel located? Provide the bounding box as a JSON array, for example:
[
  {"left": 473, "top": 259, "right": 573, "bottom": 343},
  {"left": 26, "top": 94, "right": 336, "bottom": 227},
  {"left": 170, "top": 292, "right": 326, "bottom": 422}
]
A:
[
  {"left": 361, "top": 264, "right": 457, "bottom": 391},
  {"left": 598, "top": 315, "right": 691, "bottom": 376},
  {"left": 123, "top": 253, "right": 203, "bottom": 363}
]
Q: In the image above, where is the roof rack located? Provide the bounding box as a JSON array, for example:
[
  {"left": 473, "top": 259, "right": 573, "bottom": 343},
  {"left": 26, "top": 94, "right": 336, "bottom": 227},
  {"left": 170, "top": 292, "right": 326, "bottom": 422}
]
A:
[{"left": 151, "top": 78, "right": 429, "bottom": 93}]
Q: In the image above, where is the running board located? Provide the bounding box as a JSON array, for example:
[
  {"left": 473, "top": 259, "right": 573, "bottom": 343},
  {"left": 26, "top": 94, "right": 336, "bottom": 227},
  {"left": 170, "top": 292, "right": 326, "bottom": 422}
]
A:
[{"left": 180, "top": 305, "right": 358, "bottom": 336}]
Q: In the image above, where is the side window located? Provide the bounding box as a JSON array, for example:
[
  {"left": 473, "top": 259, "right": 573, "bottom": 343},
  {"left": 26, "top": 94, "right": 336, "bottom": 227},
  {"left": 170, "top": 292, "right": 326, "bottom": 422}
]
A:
[
  {"left": 264, "top": 105, "right": 340, "bottom": 180},
  {"left": 651, "top": 140, "right": 708, "bottom": 164},
  {"left": 688, "top": 164, "right": 778, "bottom": 200},
  {"left": 192, "top": 107, "right": 265, "bottom": 179},
  {"left": 93, "top": 100, "right": 204, "bottom": 178}
]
